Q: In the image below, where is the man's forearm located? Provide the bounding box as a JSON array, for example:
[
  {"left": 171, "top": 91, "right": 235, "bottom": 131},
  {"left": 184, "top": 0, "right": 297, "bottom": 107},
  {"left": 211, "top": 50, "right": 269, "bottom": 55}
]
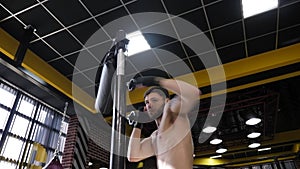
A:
[{"left": 159, "top": 78, "right": 201, "bottom": 101}]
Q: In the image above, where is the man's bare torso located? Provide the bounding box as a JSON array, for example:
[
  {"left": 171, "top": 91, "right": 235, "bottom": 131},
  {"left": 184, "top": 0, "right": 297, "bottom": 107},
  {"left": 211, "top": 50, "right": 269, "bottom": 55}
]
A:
[{"left": 151, "top": 114, "right": 194, "bottom": 169}]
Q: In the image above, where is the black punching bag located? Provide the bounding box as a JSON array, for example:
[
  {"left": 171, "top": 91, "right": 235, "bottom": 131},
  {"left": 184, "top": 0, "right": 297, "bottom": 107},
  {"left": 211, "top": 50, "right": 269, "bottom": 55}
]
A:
[{"left": 95, "top": 50, "right": 117, "bottom": 116}]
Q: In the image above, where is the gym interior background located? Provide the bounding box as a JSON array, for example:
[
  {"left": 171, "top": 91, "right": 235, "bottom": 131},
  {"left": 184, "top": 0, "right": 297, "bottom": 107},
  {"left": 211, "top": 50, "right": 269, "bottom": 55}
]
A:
[{"left": 0, "top": 0, "right": 300, "bottom": 168}]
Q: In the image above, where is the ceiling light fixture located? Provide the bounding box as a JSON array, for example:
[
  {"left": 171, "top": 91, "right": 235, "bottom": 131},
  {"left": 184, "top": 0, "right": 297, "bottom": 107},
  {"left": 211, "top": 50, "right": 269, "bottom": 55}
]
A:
[
  {"left": 248, "top": 139, "right": 262, "bottom": 148},
  {"left": 210, "top": 138, "right": 223, "bottom": 145},
  {"left": 247, "top": 131, "right": 261, "bottom": 138},
  {"left": 246, "top": 117, "right": 262, "bottom": 125},
  {"left": 126, "top": 30, "right": 151, "bottom": 56},
  {"left": 210, "top": 155, "right": 222, "bottom": 159},
  {"left": 242, "top": 0, "right": 278, "bottom": 18},
  {"left": 248, "top": 142, "right": 261, "bottom": 148},
  {"left": 258, "top": 147, "right": 271, "bottom": 151},
  {"left": 202, "top": 126, "right": 217, "bottom": 133},
  {"left": 216, "top": 144, "right": 228, "bottom": 153},
  {"left": 216, "top": 147, "right": 228, "bottom": 153}
]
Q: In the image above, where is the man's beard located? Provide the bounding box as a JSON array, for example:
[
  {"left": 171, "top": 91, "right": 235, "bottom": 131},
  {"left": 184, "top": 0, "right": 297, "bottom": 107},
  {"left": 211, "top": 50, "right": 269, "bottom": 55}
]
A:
[{"left": 149, "top": 103, "right": 165, "bottom": 120}]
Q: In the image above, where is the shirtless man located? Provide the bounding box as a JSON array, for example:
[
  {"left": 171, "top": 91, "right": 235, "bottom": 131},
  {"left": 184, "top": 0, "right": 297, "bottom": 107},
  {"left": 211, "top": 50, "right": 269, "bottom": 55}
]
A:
[{"left": 127, "top": 76, "right": 201, "bottom": 169}]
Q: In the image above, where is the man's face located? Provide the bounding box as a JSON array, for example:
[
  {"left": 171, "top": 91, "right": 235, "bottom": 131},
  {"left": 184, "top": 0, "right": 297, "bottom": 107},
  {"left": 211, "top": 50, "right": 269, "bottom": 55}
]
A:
[{"left": 144, "top": 92, "right": 165, "bottom": 119}]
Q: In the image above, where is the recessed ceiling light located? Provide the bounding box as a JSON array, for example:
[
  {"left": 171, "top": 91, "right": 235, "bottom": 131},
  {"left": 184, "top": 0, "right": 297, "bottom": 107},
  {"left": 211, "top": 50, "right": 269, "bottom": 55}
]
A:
[
  {"left": 216, "top": 148, "right": 227, "bottom": 153},
  {"left": 246, "top": 117, "right": 261, "bottom": 125},
  {"left": 210, "top": 138, "right": 223, "bottom": 145},
  {"left": 126, "top": 31, "right": 151, "bottom": 56},
  {"left": 242, "top": 0, "right": 278, "bottom": 18},
  {"left": 248, "top": 142, "right": 261, "bottom": 148},
  {"left": 258, "top": 147, "right": 271, "bottom": 151},
  {"left": 247, "top": 132, "right": 261, "bottom": 138},
  {"left": 202, "top": 126, "right": 217, "bottom": 133},
  {"left": 210, "top": 155, "right": 222, "bottom": 159}
]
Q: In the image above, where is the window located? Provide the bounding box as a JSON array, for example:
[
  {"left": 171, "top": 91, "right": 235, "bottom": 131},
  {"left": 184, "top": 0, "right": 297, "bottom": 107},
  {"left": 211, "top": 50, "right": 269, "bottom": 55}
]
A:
[
  {"left": 9, "top": 115, "right": 31, "bottom": 138},
  {"left": 0, "top": 80, "right": 68, "bottom": 168},
  {"left": 0, "top": 107, "right": 10, "bottom": 130}
]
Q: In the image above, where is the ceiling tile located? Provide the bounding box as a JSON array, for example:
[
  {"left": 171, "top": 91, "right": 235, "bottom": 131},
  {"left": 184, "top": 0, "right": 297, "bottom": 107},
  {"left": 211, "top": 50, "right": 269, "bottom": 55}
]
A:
[
  {"left": 279, "top": 2, "right": 300, "bottom": 29},
  {"left": 125, "top": 60, "right": 139, "bottom": 76},
  {"left": 1, "top": 0, "right": 36, "bottom": 13},
  {"left": 64, "top": 52, "right": 79, "bottom": 66},
  {"left": 203, "top": 0, "right": 220, "bottom": 5},
  {"left": 164, "top": 59, "right": 194, "bottom": 77},
  {"left": 212, "top": 21, "right": 244, "bottom": 48},
  {"left": 17, "top": 5, "right": 63, "bottom": 37},
  {"left": 172, "top": 8, "right": 209, "bottom": 38},
  {"left": 279, "top": 0, "right": 299, "bottom": 6},
  {"left": 80, "top": 0, "right": 121, "bottom": 16},
  {"left": 0, "top": 5, "right": 10, "bottom": 20},
  {"left": 96, "top": 8, "right": 138, "bottom": 38},
  {"left": 82, "top": 85, "right": 96, "bottom": 98},
  {"left": 74, "top": 50, "right": 100, "bottom": 72},
  {"left": 205, "top": 0, "right": 243, "bottom": 29},
  {"left": 217, "top": 42, "right": 246, "bottom": 64},
  {"left": 69, "top": 19, "right": 101, "bottom": 46},
  {"left": 44, "top": 0, "right": 91, "bottom": 27},
  {"left": 143, "top": 33, "right": 176, "bottom": 48},
  {"left": 96, "top": 7, "right": 129, "bottom": 27},
  {"left": 48, "top": 58, "right": 74, "bottom": 76},
  {"left": 163, "top": 0, "right": 202, "bottom": 15},
  {"left": 44, "top": 30, "right": 82, "bottom": 56},
  {"left": 278, "top": 24, "right": 300, "bottom": 48},
  {"left": 71, "top": 72, "right": 94, "bottom": 88},
  {"left": 128, "top": 50, "right": 162, "bottom": 71},
  {"left": 181, "top": 41, "right": 198, "bottom": 58},
  {"left": 189, "top": 55, "right": 205, "bottom": 71},
  {"left": 247, "top": 33, "right": 276, "bottom": 56},
  {"left": 181, "top": 32, "right": 215, "bottom": 56},
  {"left": 245, "top": 9, "right": 277, "bottom": 39},
  {"left": 82, "top": 67, "right": 98, "bottom": 84},
  {"left": 142, "top": 20, "right": 178, "bottom": 45},
  {"left": 29, "top": 40, "right": 61, "bottom": 62},
  {"left": 151, "top": 48, "right": 181, "bottom": 65},
  {"left": 126, "top": 0, "right": 165, "bottom": 13},
  {"left": 158, "top": 41, "right": 188, "bottom": 60},
  {"left": 88, "top": 41, "right": 114, "bottom": 61},
  {"left": 198, "top": 50, "right": 221, "bottom": 68}
]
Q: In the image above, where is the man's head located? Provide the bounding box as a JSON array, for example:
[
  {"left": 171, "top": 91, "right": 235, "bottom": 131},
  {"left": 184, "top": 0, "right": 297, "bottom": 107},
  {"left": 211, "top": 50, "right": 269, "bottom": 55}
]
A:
[{"left": 144, "top": 86, "right": 169, "bottom": 119}]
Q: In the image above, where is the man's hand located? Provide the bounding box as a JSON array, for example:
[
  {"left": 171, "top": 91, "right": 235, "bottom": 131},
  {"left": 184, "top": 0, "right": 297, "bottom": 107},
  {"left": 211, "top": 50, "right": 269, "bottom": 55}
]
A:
[
  {"left": 127, "top": 106, "right": 147, "bottom": 129},
  {"left": 127, "top": 110, "right": 143, "bottom": 129},
  {"left": 127, "top": 76, "right": 163, "bottom": 91}
]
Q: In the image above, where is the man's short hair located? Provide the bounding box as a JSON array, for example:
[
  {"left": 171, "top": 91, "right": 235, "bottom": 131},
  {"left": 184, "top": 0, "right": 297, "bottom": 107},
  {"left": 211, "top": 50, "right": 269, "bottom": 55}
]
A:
[{"left": 144, "top": 86, "right": 170, "bottom": 99}]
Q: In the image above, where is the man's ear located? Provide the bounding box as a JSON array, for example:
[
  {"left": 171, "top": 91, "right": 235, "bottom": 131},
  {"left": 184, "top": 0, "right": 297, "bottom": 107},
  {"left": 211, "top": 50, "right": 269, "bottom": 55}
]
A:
[{"left": 165, "top": 98, "right": 170, "bottom": 103}]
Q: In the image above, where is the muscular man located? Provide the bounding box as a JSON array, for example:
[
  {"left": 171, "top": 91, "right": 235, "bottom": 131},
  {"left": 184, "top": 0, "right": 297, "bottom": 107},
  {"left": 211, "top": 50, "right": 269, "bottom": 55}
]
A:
[{"left": 127, "top": 76, "right": 201, "bottom": 169}]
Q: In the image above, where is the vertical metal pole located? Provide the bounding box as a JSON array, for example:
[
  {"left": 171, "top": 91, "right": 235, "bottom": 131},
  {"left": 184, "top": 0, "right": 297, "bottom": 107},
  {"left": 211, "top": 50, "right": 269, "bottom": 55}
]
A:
[{"left": 109, "top": 30, "right": 127, "bottom": 169}]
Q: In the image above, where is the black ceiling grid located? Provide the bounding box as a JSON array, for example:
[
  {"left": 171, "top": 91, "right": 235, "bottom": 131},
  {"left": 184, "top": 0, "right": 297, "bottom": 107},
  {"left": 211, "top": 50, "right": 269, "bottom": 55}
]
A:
[{"left": 1, "top": 0, "right": 300, "bottom": 166}]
